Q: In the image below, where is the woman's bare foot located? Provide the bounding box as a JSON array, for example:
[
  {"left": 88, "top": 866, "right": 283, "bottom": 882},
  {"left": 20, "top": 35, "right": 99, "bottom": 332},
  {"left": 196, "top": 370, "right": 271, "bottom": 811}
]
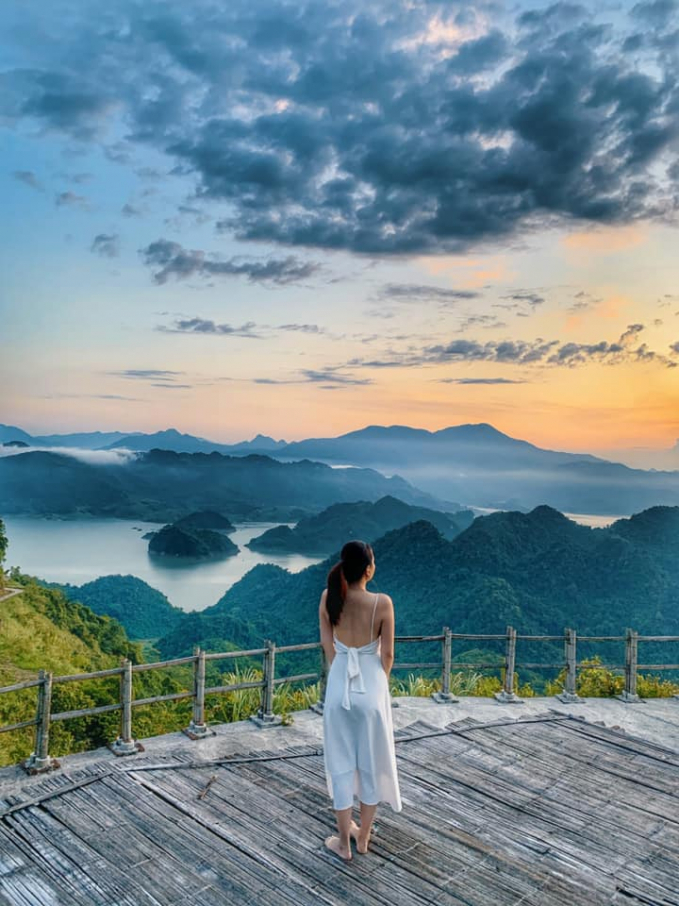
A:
[
  {"left": 349, "top": 819, "right": 370, "bottom": 854},
  {"left": 324, "top": 835, "right": 352, "bottom": 861}
]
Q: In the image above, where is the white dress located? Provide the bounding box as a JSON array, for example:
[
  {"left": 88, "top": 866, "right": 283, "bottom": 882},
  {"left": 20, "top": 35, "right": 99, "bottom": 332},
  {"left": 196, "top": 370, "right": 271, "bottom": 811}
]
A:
[{"left": 322, "top": 594, "right": 402, "bottom": 812}]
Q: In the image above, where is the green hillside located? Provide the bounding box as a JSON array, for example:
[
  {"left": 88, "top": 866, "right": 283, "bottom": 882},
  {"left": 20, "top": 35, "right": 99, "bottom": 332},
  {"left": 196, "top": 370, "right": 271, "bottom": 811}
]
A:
[
  {"left": 47, "top": 574, "right": 185, "bottom": 640},
  {"left": 0, "top": 570, "right": 149, "bottom": 766}
]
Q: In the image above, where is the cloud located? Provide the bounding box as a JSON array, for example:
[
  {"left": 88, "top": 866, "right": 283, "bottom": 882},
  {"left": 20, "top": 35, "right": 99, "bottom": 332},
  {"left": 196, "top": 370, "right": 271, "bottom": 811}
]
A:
[
  {"left": 459, "top": 314, "right": 508, "bottom": 330},
  {"left": 253, "top": 368, "right": 372, "bottom": 389},
  {"left": 569, "top": 290, "right": 602, "bottom": 313},
  {"left": 106, "top": 369, "right": 187, "bottom": 383},
  {"left": 347, "top": 325, "right": 678, "bottom": 370},
  {"left": 438, "top": 377, "right": 527, "bottom": 384},
  {"left": 378, "top": 283, "right": 482, "bottom": 305},
  {"left": 122, "top": 203, "right": 142, "bottom": 217},
  {"left": 670, "top": 341, "right": 679, "bottom": 354},
  {"left": 140, "top": 239, "right": 319, "bottom": 285},
  {"left": 156, "top": 317, "right": 260, "bottom": 337},
  {"left": 55, "top": 191, "right": 90, "bottom": 210},
  {"left": 300, "top": 369, "right": 372, "bottom": 387},
  {"left": 90, "top": 233, "right": 120, "bottom": 257},
  {"left": 13, "top": 170, "right": 43, "bottom": 191},
  {"left": 0, "top": 445, "right": 138, "bottom": 465},
  {"left": 277, "top": 323, "right": 325, "bottom": 334},
  {"left": 630, "top": 0, "right": 678, "bottom": 29},
  {"left": 428, "top": 338, "right": 560, "bottom": 365},
  {"left": 2, "top": 1, "right": 678, "bottom": 255},
  {"left": 502, "top": 291, "right": 546, "bottom": 308},
  {"left": 620, "top": 323, "right": 645, "bottom": 343}
]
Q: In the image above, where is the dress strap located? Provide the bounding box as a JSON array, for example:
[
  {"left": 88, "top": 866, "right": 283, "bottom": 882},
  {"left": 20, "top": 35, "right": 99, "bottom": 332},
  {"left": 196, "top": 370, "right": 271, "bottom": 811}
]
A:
[{"left": 370, "top": 593, "right": 379, "bottom": 641}]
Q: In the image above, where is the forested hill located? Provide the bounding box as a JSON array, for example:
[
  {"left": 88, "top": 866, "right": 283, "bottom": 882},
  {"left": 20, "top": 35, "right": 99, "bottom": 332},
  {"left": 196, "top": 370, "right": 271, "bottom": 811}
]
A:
[
  {"left": 0, "top": 448, "right": 448, "bottom": 520},
  {"left": 44, "top": 575, "right": 185, "bottom": 640},
  {"left": 246, "top": 495, "right": 474, "bottom": 555},
  {"left": 157, "top": 505, "right": 679, "bottom": 659}
]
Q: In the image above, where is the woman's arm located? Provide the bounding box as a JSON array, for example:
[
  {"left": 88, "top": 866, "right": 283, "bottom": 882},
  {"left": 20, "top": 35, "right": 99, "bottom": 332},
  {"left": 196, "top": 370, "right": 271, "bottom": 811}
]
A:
[
  {"left": 318, "top": 589, "right": 335, "bottom": 667},
  {"left": 380, "top": 594, "right": 395, "bottom": 678}
]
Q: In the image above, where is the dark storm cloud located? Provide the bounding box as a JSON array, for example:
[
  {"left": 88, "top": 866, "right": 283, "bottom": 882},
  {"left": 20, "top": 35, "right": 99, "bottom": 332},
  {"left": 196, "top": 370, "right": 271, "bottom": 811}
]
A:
[
  {"left": 90, "top": 233, "right": 120, "bottom": 257},
  {"left": 3, "top": 1, "right": 679, "bottom": 253},
  {"left": 631, "top": 0, "right": 678, "bottom": 28},
  {"left": 140, "top": 239, "right": 319, "bottom": 285}
]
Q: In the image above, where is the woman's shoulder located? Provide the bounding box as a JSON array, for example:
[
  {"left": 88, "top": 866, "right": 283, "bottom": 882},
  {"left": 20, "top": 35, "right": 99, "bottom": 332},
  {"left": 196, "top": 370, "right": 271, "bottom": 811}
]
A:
[{"left": 374, "top": 591, "right": 393, "bottom": 607}]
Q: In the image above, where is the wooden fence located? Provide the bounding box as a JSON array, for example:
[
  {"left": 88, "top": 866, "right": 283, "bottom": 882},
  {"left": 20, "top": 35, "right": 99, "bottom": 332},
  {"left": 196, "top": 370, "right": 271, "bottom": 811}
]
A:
[{"left": 2, "top": 626, "right": 679, "bottom": 774}]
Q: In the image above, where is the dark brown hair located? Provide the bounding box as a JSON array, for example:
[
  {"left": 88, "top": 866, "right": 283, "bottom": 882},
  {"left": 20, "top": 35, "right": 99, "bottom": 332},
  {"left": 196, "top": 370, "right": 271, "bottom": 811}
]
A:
[{"left": 326, "top": 540, "right": 374, "bottom": 626}]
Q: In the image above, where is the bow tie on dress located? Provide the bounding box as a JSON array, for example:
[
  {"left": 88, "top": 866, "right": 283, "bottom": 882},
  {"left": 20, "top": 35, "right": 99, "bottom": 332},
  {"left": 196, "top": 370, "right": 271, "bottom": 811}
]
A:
[{"left": 342, "top": 647, "right": 366, "bottom": 710}]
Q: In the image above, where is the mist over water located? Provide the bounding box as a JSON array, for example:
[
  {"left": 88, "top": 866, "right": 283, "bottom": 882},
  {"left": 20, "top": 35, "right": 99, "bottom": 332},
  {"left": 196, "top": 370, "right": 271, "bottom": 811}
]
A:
[{"left": 3, "top": 516, "right": 322, "bottom": 612}]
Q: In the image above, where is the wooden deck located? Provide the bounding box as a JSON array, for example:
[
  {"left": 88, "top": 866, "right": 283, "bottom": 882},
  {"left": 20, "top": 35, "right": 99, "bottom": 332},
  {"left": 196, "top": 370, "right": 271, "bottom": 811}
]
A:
[{"left": 1, "top": 712, "right": 678, "bottom": 905}]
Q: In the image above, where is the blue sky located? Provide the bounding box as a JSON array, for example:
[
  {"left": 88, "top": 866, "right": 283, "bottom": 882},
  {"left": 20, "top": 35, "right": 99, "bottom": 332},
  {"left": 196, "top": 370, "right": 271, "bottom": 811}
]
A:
[{"left": 1, "top": 0, "right": 678, "bottom": 460}]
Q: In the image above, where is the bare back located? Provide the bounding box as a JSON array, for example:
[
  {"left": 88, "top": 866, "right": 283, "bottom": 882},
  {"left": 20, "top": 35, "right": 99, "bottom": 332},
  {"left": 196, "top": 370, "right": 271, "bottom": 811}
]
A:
[{"left": 333, "top": 590, "right": 381, "bottom": 648}]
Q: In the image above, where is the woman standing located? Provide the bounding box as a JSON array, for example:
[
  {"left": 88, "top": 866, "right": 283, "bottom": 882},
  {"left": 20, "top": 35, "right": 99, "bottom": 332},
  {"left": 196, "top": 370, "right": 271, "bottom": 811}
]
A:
[{"left": 319, "top": 540, "right": 402, "bottom": 861}]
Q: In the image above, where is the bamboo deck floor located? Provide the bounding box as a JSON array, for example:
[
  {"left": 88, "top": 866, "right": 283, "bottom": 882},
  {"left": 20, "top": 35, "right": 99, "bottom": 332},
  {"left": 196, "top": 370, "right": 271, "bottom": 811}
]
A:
[{"left": 1, "top": 712, "right": 678, "bottom": 905}]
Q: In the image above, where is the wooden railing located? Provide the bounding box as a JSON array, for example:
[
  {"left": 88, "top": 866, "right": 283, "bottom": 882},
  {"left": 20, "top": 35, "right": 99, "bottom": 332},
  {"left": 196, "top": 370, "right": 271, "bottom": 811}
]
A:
[{"left": 2, "top": 626, "right": 679, "bottom": 774}]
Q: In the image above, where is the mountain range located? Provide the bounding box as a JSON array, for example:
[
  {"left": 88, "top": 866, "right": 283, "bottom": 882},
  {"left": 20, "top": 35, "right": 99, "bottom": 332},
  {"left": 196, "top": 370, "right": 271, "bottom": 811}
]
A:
[
  {"left": 3, "top": 421, "right": 679, "bottom": 515},
  {"left": 0, "top": 446, "right": 445, "bottom": 520}
]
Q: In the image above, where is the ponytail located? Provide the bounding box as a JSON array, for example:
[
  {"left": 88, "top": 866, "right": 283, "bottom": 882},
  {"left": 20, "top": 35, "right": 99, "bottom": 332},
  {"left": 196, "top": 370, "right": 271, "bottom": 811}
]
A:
[
  {"left": 325, "top": 540, "right": 374, "bottom": 627},
  {"left": 326, "top": 561, "right": 347, "bottom": 626}
]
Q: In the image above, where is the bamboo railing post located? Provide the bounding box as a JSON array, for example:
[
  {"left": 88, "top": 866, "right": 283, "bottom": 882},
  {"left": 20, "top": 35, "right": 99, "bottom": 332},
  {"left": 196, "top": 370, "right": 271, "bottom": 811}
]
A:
[
  {"left": 557, "top": 628, "right": 583, "bottom": 703},
  {"left": 432, "top": 627, "right": 459, "bottom": 703},
  {"left": 495, "top": 626, "right": 523, "bottom": 704},
  {"left": 618, "top": 628, "right": 642, "bottom": 703},
  {"left": 111, "top": 660, "right": 140, "bottom": 755},
  {"left": 250, "top": 639, "right": 282, "bottom": 727},
  {"left": 24, "top": 670, "right": 57, "bottom": 774},
  {"left": 185, "top": 647, "right": 211, "bottom": 738},
  {"left": 310, "top": 645, "right": 327, "bottom": 715}
]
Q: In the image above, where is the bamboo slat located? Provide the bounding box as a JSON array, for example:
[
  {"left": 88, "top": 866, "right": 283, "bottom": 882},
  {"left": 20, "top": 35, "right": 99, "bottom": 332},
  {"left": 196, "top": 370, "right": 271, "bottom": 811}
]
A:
[
  {"left": 51, "top": 702, "right": 122, "bottom": 722},
  {"left": 0, "top": 717, "right": 39, "bottom": 735}
]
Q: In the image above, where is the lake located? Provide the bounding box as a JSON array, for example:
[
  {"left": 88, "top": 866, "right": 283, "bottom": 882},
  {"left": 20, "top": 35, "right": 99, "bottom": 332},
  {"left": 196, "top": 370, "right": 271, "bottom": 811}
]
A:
[{"left": 2, "top": 516, "right": 323, "bottom": 612}]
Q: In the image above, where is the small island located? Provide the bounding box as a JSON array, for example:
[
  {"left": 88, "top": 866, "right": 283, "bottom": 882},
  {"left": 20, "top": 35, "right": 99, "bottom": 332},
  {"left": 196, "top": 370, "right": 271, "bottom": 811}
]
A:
[{"left": 148, "top": 523, "right": 239, "bottom": 560}]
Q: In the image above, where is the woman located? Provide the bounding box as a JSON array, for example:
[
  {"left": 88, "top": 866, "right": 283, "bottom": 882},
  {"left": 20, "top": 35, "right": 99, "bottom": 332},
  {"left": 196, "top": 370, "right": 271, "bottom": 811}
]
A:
[{"left": 319, "top": 540, "right": 402, "bottom": 862}]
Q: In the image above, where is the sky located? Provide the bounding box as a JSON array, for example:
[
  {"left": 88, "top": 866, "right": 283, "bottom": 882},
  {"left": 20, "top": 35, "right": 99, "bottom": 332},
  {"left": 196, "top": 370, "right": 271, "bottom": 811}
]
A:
[{"left": 1, "top": 0, "right": 679, "bottom": 464}]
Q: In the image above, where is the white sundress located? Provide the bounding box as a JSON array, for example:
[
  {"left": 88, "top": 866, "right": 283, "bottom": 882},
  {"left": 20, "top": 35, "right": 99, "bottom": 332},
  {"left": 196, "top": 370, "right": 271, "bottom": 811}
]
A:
[{"left": 322, "top": 593, "right": 402, "bottom": 812}]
